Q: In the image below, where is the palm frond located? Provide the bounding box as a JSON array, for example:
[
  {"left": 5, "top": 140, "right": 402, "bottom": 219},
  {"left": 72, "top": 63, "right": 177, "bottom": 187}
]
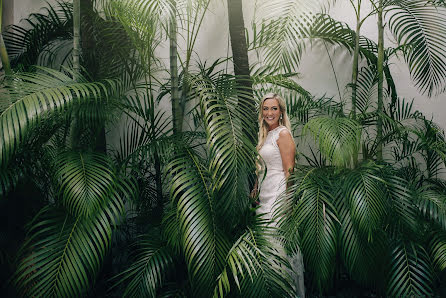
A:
[
  {"left": 3, "top": 1, "right": 73, "bottom": 70},
  {"left": 251, "top": 70, "right": 311, "bottom": 98},
  {"left": 429, "top": 231, "right": 446, "bottom": 271},
  {"left": 0, "top": 67, "right": 120, "bottom": 169},
  {"left": 278, "top": 167, "right": 338, "bottom": 291},
  {"left": 387, "top": 240, "right": 434, "bottom": 297},
  {"left": 387, "top": 0, "right": 446, "bottom": 96},
  {"left": 54, "top": 151, "right": 117, "bottom": 218},
  {"left": 384, "top": 174, "right": 419, "bottom": 235},
  {"left": 253, "top": 0, "right": 319, "bottom": 72},
  {"left": 166, "top": 146, "right": 227, "bottom": 296},
  {"left": 192, "top": 73, "right": 257, "bottom": 221},
  {"left": 304, "top": 116, "right": 361, "bottom": 167},
  {"left": 14, "top": 200, "right": 123, "bottom": 297},
  {"left": 0, "top": 164, "right": 22, "bottom": 198},
  {"left": 106, "top": 0, "right": 170, "bottom": 68},
  {"left": 344, "top": 162, "right": 389, "bottom": 240},
  {"left": 162, "top": 206, "right": 182, "bottom": 255},
  {"left": 305, "top": 13, "right": 398, "bottom": 104},
  {"left": 415, "top": 187, "right": 446, "bottom": 230},
  {"left": 214, "top": 217, "right": 294, "bottom": 298},
  {"left": 352, "top": 65, "right": 378, "bottom": 115},
  {"left": 338, "top": 194, "right": 388, "bottom": 287},
  {"left": 113, "top": 233, "right": 177, "bottom": 297}
]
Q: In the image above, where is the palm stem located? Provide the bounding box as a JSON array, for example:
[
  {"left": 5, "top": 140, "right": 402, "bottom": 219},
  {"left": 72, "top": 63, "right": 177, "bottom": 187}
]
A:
[
  {"left": 170, "top": 0, "right": 181, "bottom": 134},
  {"left": 227, "top": 0, "right": 256, "bottom": 144},
  {"left": 376, "top": 0, "right": 384, "bottom": 161},
  {"left": 351, "top": 1, "right": 362, "bottom": 167},
  {"left": 73, "top": 0, "right": 81, "bottom": 80},
  {"left": 0, "top": 0, "right": 11, "bottom": 76},
  {"left": 351, "top": 1, "right": 361, "bottom": 120}
]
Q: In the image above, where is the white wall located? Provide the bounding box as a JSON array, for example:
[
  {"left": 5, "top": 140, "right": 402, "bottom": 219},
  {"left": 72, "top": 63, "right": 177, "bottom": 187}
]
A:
[{"left": 7, "top": 0, "right": 446, "bottom": 131}]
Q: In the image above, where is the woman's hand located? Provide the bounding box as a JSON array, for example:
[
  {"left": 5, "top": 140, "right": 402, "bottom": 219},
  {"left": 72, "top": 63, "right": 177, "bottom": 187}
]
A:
[
  {"left": 250, "top": 180, "right": 259, "bottom": 206},
  {"left": 250, "top": 188, "right": 258, "bottom": 199}
]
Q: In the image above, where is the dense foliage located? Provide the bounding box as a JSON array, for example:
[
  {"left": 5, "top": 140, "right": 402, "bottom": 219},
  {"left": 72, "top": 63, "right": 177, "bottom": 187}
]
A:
[{"left": 1, "top": 0, "right": 446, "bottom": 297}]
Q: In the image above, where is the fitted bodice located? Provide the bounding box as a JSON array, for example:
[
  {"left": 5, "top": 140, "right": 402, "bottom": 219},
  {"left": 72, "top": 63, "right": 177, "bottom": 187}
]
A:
[
  {"left": 258, "top": 126, "right": 289, "bottom": 176},
  {"left": 257, "top": 125, "right": 290, "bottom": 219}
]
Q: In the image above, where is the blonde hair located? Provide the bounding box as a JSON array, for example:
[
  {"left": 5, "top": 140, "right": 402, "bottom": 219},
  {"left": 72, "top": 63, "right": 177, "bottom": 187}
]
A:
[{"left": 256, "top": 93, "right": 292, "bottom": 151}]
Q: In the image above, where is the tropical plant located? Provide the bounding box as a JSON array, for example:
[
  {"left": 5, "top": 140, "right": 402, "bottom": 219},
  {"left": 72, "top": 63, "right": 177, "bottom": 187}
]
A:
[
  {"left": 0, "top": 1, "right": 296, "bottom": 297},
  {"left": 2, "top": 0, "right": 446, "bottom": 297}
]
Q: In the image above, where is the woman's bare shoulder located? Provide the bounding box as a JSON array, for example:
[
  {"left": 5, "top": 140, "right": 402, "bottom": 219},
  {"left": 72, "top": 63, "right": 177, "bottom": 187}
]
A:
[{"left": 278, "top": 127, "right": 292, "bottom": 138}]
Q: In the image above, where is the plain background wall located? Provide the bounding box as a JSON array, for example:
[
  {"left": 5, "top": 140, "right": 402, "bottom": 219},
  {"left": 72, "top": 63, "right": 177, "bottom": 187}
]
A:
[{"left": 5, "top": 0, "right": 446, "bottom": 132}]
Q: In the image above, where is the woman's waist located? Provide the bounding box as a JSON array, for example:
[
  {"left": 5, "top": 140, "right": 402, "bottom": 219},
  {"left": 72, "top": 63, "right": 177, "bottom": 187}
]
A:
[{"left": 259, "top": 169, "right": 285, "bottom": 180}]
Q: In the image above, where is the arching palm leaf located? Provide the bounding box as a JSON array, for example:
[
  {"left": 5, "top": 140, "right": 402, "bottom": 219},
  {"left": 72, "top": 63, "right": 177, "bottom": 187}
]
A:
[
  {"left": 14, "top": 198, "right": 123, "bottom": 297},
  {"left": 304, "top": 116, "right": 361, "bottom": 167},
  {"left": 3, "top": 1, "right": 73, "bottom": 70},
  {"left": 0, "top": 164, "right": 21, "bottom": 197},
  {"left": 113, "top": 233, "right": 177, "bottom": 297},
  {"left": 192, "top": 74, "right": 256, "bottom": 222},
  {"left": 352, "top": 65, "right": 378, "bottom": 115},
  {"left": 338, "top": 195, "right": 388, "bottom": 287},
  {"left": 304, "top": 13, "right": 398, "bottom": 103},
  {"left": 54, "top": 151, "right": 117, "bottom": 218},
  {"left": 253, "top": 0, "right": 320, "bottom": 72},
  {"left": 343, "top": 162, "right": 389, "bottom": 240},
  {"left": 166, "top": 146, "right": 228, "bottom": 296},
  {"left": 429, "top": 231, "right": 446, "bottom": 271},
  {"left": 384, "top": 174, "right": 419, "bottom": 235},
  {"left": 415, "top": 187, "right": 446, "bottom": 230},
  {"left": 0, "top": 67, "right": 119, "bottom": 169},
  {"left": 387, "top": 0, "right": 446, "bottom": 96},
  {"left": 387, "top": 240, "right": 434, "bottom": 296},
  {"left": 279, "top": 167, "right": 338, "bottom": 291},
  {"left": 214, "top": 218, "right": 294, "bottom": 298}
]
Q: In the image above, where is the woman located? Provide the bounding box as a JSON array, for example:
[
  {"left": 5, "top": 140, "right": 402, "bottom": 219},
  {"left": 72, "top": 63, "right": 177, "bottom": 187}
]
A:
[
  {"left": 255, "top": 93, "right": 295, "bottom": 219},
  {"left": 252, "top": 93, "right": 305, "bottom": 297}
]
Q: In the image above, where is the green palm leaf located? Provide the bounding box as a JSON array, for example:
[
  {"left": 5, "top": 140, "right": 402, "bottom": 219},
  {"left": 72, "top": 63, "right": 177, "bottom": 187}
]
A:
[
  {"left": 305, "top": 13, "right": 398, "bottom": 103},
  {"left": 353, "top": 65, "right": 378, "bottom": 115},
  {"left": 253, "top": 0, "right": 319, "bottom": 72},
  {"left": 387, "top": 0, "right": 446, "bottom": 96},
  {"left": 166, "top": 146, "right": 227, "bottom": 296},
  {"left": 387, "top": 240, "right": 434, "bottom": 297},
  {"left": 14, "top": 200, "right": 123, "bottom": 297},
  {"left": 415, "top": 187, "right": 446, "bottom": 230},
  {"left": 54, "top": 151, "right": 117, "bottom": 218},
  {"left": 3, "top": 1, "right": 73, "bottom": 69},
  {"left": 192, "top": 74, "right": 257, "bottom": 220},
  {"left": 214, "top": 218, "right": 294, "bottom": 298},
  {"left": 429, "top": 231, "right": 446, "bottom": 271},
  {"left": 113, "top": 233, "right": 177, "bottom": 297},
  {"left": 304, "top": 116, "right": 361, "bottom": 167},
  {"left": 384, "top": 174, "right": 419, "bottom": 235},
  {"left": 0, "top": 67, "right": 119, "bottom": 169},
  {"left": 0, "top": 164, "right": 21, "bottom": 197},
  {"left": 343, "top": 162, "right": 388, "bottom": 240},
  {"left": 338, "top": 198, "right": 388, "bottom": 287},
  {"left": 280, "top": 167, "right": 338, "bottom": 291}
]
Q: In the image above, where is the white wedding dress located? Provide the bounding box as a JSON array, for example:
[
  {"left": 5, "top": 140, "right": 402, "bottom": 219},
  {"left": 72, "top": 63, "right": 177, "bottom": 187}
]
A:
[{"left": 258, "top": 125, "right": 305, "bottom": 298}]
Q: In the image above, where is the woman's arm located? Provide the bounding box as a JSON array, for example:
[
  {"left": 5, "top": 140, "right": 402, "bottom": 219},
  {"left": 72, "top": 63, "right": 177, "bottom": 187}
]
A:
[{"left": 277, "top": 129, "right": 295, "bottom": 180}]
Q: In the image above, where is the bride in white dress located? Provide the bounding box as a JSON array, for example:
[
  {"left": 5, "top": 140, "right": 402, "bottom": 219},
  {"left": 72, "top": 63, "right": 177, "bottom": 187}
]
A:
[{"left": 252, "top": 93, "right": 305, "bottom": 297}]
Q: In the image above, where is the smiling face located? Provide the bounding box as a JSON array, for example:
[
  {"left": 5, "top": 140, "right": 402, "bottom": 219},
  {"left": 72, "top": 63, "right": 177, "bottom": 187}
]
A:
[{"left": 262, "top": 98, "right": 281, "bottom": 130}]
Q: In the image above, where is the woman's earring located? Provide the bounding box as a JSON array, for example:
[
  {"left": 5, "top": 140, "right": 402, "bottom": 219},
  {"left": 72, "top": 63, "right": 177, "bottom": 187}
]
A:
[{"left": 280, "top": 114, "right": 283, "bottom": 120}]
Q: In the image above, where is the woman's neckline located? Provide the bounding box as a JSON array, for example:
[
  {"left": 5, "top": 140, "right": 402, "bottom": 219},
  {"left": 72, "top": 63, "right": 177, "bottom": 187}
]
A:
[{"left": 268, "top": 125, "right": 283, "bottom": 132}]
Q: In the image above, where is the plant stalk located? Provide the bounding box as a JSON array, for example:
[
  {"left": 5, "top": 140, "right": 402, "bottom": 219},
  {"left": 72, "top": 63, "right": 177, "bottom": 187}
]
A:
[
  {"left": 73, "top": 0, "right": 81, "bottom": 80},
  {"left": 170, "top": 0, "right": 182, "bottom": 134},
  {"left": 0, "top": 0, "right": 12, "bottom": 76},
  {"left": 376, "top": 0, "right": 384, "bottom": 161}
]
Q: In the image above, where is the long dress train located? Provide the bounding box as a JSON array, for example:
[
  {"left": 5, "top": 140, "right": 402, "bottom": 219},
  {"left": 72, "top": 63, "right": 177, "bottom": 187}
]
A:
[{"left": 258, "top": 125, "right": 305, "bottom": 298}]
